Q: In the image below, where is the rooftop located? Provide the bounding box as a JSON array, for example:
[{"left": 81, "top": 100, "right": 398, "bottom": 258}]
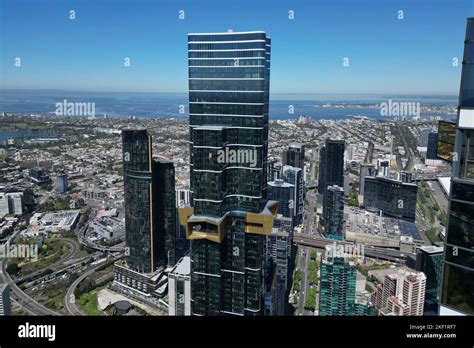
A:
[
  {"left": 419, "top": 245, "right": 444, "bottom": 254},
  {"left": 268, "top": 179, "right": 293, "bottom": 188},
  {"left": 170, "top": 256, "right": 191, "bottom": 277},
  {"left": 188, "top": 31, "right": 266, "bottom": 35}
]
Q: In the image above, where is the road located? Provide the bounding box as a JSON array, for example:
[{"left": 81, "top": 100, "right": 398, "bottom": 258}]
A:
[
  {"left": 304, "top": 190, "right": 318, "bottom": 235},
  {"left": 21, "top": 253, "right": 100, "bottom": 295},
  {"left": 13, "top": 238, "right": 79, "bottom": 285},
  {"left": 64, "top": 266, "right": 98, "bottom": 315},
  {"left": 296, "top": 246, "right": 315, "bottom": 316},
  {"left": 1, "top": 228, "right": 60, "bottom": 315},
  {"left": 64, "top": 261, "right": 116, "bottom": 316},
  {"left": 396, "top": 123, "right": 415, "bottom": 171},
  {"left": 430, "top": 180, "right": 449, "bottom": 213},
  {"left": 1, "top": 259, "right": 60, "bottom": 315}
]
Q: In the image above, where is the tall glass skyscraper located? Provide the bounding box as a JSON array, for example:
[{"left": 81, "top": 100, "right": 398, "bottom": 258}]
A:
[
  {"left": 282, "top": 143, "right": 305, "bottom": 171},
  {"left": 156, "top": 161, "right": 178, "bottom": 267},
  {"left": 122, "top": 129, "right": 176, "bottom": 273},
  {"left": 318, "top": 139, "right": 345, "bottom": 195},
  {"left": 181, "top": 30, "right": 277, "bottom": 316},
  {"left": 282, "top": 165, "right": 304, "bottom": 226},
  {"left": 319, "top": 253, "right": 356, "bottom": 316},
  {"left": 322, "top": 185, "right": 344, "bottom": 240},
  {"left": 122, "top": 129, "right": 163, "bottom": 273},
  {"left": 439, "top": 18, "right": 474, "bottom": 316}
]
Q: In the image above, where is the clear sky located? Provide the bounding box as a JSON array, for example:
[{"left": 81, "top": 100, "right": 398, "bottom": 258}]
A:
[{"left": 1, "top": 0, "right": 472, "bottom": 95}]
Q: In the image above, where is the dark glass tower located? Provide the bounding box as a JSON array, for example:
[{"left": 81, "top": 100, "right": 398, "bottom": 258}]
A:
[
  {"left": 318, "top": 139, "right": 345, "bottom": 195},
  {"left": 282, "top": 143, "right": 305, "bottom": 171},
  {"left": 183, "top": 30, "right": 276, "bottom": 316},
  {"left": 267, "top": 179, "right": 294, "bottom": 220},
  {"left": 282, "top": 165, "right": 304, "bottom": 226},
  {"left": 426, "top": 132, "right": 439, "bottom": 160},
  {"left": 363, "top": 177, "right": 417, "bottom": 223},
  {"left": 440, "top": 18, "right": 474, "bottom": 316},
  {"left": 155, "top": 161, "right": 177, "bottom": 267},
  {"left": 122, "top": 129, "right": 168, "bottom": 273},
  {"left": 318, "top": 146, "right": 326, "bottom": 194},
  {"left": 322, "top": 185, "right": 344, "bottom": 240}
]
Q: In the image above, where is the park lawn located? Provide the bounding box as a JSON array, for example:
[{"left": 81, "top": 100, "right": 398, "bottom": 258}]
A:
[{"left": 79, "top": 287, "right": 105, "bottom": 316}]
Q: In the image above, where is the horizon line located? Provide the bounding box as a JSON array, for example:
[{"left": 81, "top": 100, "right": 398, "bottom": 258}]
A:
[{"left": 0, "top": 88, "right": 459, "bottom": 98}]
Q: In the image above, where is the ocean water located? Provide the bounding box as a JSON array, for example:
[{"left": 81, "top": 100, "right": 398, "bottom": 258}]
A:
[
  {"left": 0, "top": 90, "right": 458, "bottom": 120},
  {"left": 0, "top": 130, "right": 57, "bottom": 144}
]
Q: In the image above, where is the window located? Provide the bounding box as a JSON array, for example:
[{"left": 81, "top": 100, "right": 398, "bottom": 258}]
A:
[{"left": 460, "top": 131, "right": 474, "bottom": 178}]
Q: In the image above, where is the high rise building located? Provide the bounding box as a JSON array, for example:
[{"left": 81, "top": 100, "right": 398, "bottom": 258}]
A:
[
  {"left": 363, "top": 177, "right": 417, "bottom": 223},
  {"left": 415, "top": 246, "right": 443, "bottom": 313},
  {"left": 265, "top": 216, "right": 293, "bottom": 316},
  {"left": 55, "top": 172, "right": 68, "bottom": 193},
  {"left": 168, "top": 255, "right": 191, "bottom": 316},
  {"left": 10, "top": 194, "right": 23, "bottom": 215},
  {"left": 319, "top": 252, "right": 356, "bottom": 316},
  {"left": 310, "top": 149, "right": 318, "bottom": 181},
  {"left": 371, "top": 273, "right": 398, "bottom": 311},
  {"left": 155, "top": 161, "right": 177, "bottom": 267},
  {"left": 282, "top": 143, "right": 305, "bottom": 171},
  {"left": 403, "top": 273, "right": 427, "bottom": 316},
  {"left": 322, "top": 185, "right": 344, "bottom": 240},
  {"left": 175, "top": 188, "right": 191, "bottom": 261},
  {"left": 318, "top": 139, "right": 345, "bottom": 196},
  {"left": 426, "top": 132, "right": 439, "bottom": 160},
  {"left": 181, "top": 30, "right": 277, "bottom": 316},
  {"left": 267, "top": 179, "right": 294, "bottom": 221},
  {"left": 418, "top": 128, "right": 432, "bottom": 147},
  {"left": 0, "top": 284, "right": 11, "bottom": 316},
  {"left": 282, "top": 165, "right": 304, "bottom": 226},
  {"left": 437, "top": 120, "right": 457, "bottom": 161},
  {"left": 0, "top": 194, "right": 8, "bottom": 217},
  {"left": 0, "top": 192, "right": 24, "bottom": 218},
  {"left": 266, "top": 156, "right": 280, "bottom": 182},
  {"left": 440, "top": 18, "right": 474, "bottom": 316},
  {"left": 359, "top": 163, "right": 377, "bottom": 197},
  {"left": 113, "top": 129, "right": 175, "bottom": 300},
  {"left": 30, "top": 167, "right": 49, "bottom": 186},
  {"left": 122, "top": 129, "right": 165, "bottom": 273},
  {"left": 317, "top": 146, "right": 326, "bottom": 194},
  {"left": 373, "top": 270, "right": 426, "bottom": 316},
  {"left": 382, "top": 273, "right": 401, "bottom": 309}
]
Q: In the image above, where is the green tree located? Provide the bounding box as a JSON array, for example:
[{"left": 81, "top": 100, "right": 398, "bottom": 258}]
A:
[
  {"left": 293, "top": 269, "right": 302, "bottom": 292},
  {"left": 6, "top": 262, "right": 20, "bottom": 275}
]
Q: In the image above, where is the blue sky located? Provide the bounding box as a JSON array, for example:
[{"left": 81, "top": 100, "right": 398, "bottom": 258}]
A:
[{"left": 1, "top": 0, "right": 472, "bottom": 95}]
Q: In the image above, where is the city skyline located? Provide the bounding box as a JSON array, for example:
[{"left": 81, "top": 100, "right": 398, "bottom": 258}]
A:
[{"left": 1, "top": 0, "right": 473, "bottom": 95}]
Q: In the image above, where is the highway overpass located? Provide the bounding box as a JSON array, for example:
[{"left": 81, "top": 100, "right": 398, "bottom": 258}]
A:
[{"left": 293, "top": 235, "right": 409, "bottom": 263}]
